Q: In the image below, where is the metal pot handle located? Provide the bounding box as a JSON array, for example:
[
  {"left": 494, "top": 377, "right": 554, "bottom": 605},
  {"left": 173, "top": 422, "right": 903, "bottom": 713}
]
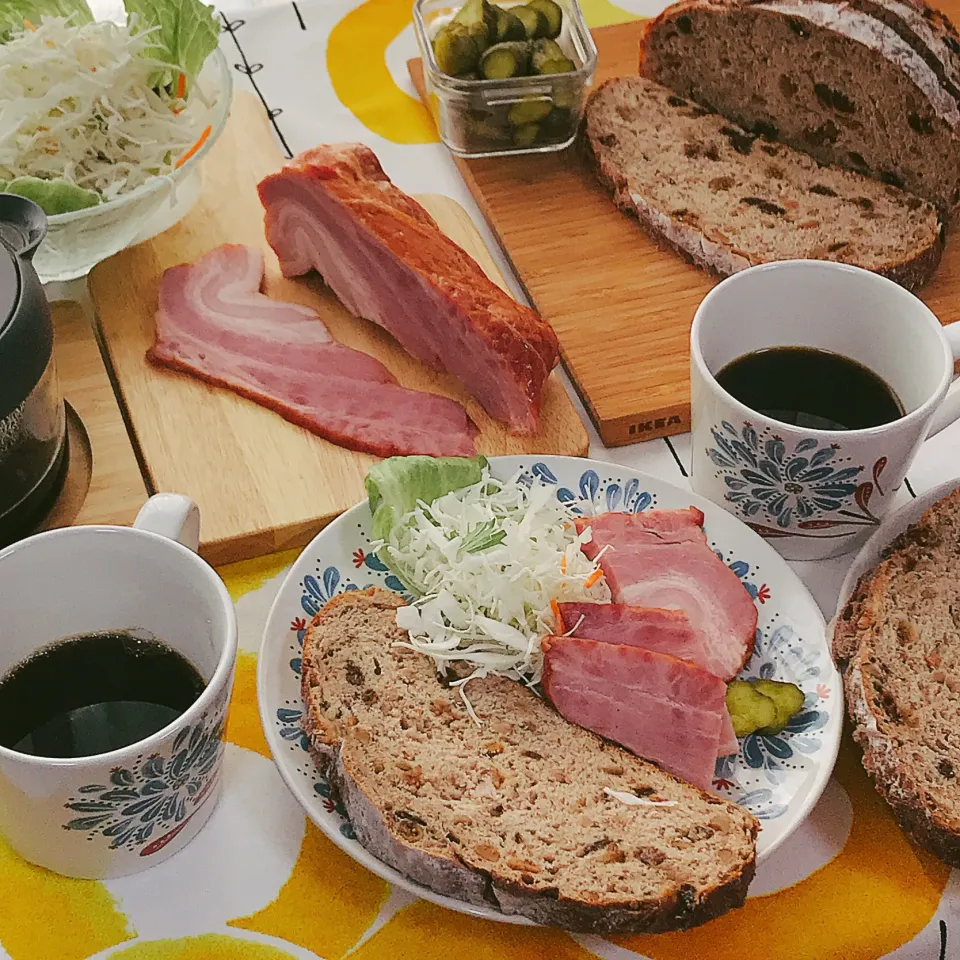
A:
[{"left": 0, "top": 195, "right": 47, "bottom": 261}]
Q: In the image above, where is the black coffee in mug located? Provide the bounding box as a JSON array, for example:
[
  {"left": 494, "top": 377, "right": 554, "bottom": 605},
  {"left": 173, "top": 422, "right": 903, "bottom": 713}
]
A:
[
  {"left": 715, "top": 346, "right": 905, "bottom": 431},
  {"left": 0, "top": 629, "right": 206, "bottom": 758}
]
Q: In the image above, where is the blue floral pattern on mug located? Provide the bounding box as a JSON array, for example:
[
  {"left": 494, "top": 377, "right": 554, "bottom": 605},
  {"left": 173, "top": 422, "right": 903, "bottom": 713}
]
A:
[
  {"left": 63, "top": 706, "right": 226, "bottom": 855},
  {"left": 707, "top": 421, "right": 887, "bottom": 539}
]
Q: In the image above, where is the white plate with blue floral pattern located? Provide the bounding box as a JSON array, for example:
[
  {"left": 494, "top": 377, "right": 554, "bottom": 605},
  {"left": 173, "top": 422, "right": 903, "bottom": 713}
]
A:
[{"left": 258, "top": 456, "right": 842, "bottom": 922}]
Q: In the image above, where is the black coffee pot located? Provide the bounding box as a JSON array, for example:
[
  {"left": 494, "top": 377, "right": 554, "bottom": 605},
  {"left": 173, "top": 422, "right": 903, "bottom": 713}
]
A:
[{"left": 0, "top": 196, "right": 68, "bottom": 546}]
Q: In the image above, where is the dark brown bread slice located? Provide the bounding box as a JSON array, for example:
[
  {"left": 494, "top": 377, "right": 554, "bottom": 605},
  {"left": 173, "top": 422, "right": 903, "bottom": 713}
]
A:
[
  {"left": 300, "top": 587, "right": 758, "bottom": 933},
  {"left": 638, "top": 0, "right": 960, "bottom": 218},
  {"left": 832, "top": 487, "right": 960, "bottom": 865},
  {"left": 584, "top": 76, "right": 943, "bottom": 290}
]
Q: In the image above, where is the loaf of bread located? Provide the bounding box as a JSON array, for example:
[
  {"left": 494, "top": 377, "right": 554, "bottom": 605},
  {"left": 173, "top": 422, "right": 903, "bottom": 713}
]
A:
[
  {"left": 301, "top": 587, "right": 758, "bottom": 933},
  {"left": 638, "top": 0, "right": 960, "bottom": 218},
  {"left": 833, "top": 487, "right": 960, "bottom": 865},
  {"left": 584, "top": 76, "right": 943, "bottom": 289}
]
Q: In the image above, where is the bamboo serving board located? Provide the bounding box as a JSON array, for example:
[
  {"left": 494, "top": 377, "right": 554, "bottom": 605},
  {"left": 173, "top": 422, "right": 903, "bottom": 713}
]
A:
[
  {"left": 409, "top": 20, "right": 960, "bottom": 446},
  {"left": 88, "top": 91, "right": 588, "bottom": 567}
]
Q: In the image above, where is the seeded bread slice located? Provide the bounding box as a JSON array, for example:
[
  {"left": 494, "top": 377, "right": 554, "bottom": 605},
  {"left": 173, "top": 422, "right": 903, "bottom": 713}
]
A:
[
  {"left": 833, "top": 487, "right": 960, "bottom": 865},
  {"left": 584, "top": 76, "right": 943, "bottom": 290},
  {"left": 300, "top": 587, "right": 758, "bottom": 933},
  {"left": 638, "top": 0, "right": 960, "bottom": 218}
]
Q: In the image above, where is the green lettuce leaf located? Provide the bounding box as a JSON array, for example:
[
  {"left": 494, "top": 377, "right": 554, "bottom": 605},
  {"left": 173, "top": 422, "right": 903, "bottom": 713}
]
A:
[
  {"left": 0, "top": 177, "right": 101, "bottom": 215},
  {"left": 366, "top": 456, "right": 488, "bottom": 545},
  {"left": 0, "top": 0, "right": 93, "bottom": 36},
  {"left": 123, "top": 0, "right": 219, "bottom": 92}
]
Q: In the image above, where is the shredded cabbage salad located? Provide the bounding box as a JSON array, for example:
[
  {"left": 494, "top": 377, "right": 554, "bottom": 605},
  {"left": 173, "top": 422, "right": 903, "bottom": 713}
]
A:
[
  {"left": 0, "top": 0, "right": 219, "bottom": 214},
  {"left": 372, "top": 467, "right": 610, "bottom": 695}
]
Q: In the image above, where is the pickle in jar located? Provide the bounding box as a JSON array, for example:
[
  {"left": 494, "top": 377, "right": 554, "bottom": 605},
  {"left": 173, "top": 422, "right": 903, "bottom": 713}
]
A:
[
  {"left": 506, "top": 97, "right": 553, "bottom": 126},
  {"left": 479, "top": 40, "right": 531, "bottom": 79},
  {"left": 538, "top": 105, "right": 572, "bottom": 139},
  {"left": 531, "top": 37, "right": 575, "bottom": 74},
  {"left": 526, "top": 0, "right": 563, "bottom": 38},
  {"left": 512, "top": 122, "right": 540, "bottom": 146},
  {"left": 513, "top": 4, "right": 548, "bottom": 38},
  {"left": 452, "top": 0, "right": 498, "bottom": 41},
  {"left": 433, "top": 22, "right": 484, "bottom": 75},
  {"left": 491, "top": 5, "right": 527, "bottom": 41}
]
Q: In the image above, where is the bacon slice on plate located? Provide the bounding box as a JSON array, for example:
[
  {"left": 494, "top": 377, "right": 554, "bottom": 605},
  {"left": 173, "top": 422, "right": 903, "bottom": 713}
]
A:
[
  {"left": 257, "top": 143, "right": 560, "bottom": 435},
  {"left": 574, "top": 509, "right": 757, "bottom": 681},
  {"left": 542, "top": 636, "right": 728, "bottom": 789},
  {"left": 147, "top": 244, "right": 478, "bottom": 458},
  {"left": 555, "top": 601, "right": 738, "bottom": 757},
  {"left": 556, "top": 601, "right": 708, "bottom": 664}
]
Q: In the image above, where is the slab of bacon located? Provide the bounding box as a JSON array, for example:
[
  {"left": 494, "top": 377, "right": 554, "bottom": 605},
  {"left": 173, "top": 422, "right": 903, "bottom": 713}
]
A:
[
  {"left": 555, "top": 600, "right": 739, "bottom": 757},
  {"left": 257, "top": 144, "right": 560, "bottom": 435},
  {"left": 556, "top": 601, "right": 708, "bottom": 666},
  {"left": 147, "top": 244, "right": 479, "bottom": 458},
  {"left": 541, "top": 636, "right": 730, "bottom": 790},
  {"left": 574, "top": 508, "right": 757, "bottom": 681}
]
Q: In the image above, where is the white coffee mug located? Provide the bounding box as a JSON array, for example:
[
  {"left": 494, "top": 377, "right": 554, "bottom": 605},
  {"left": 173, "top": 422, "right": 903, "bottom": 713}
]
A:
[
  {"left": 690, "top": 260, "right": 960, "bottom": 561},
  {"left": 0, "top": 494, "right": 237, "bottom": 878}
]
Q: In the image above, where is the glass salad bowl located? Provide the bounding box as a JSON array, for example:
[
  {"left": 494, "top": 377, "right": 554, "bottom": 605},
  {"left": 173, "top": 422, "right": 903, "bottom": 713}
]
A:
[{"left": 32, "top": 48, "right": 233, "bottom": 284}]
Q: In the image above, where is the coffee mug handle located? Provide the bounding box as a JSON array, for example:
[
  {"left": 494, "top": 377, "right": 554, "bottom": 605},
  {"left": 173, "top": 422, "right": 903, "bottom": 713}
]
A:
[
  {"left": 927, "top": 322, "right": 960, "bottom": 439},
  {"left": 133, "top": 494, "right": 201, "bottom": 553}
]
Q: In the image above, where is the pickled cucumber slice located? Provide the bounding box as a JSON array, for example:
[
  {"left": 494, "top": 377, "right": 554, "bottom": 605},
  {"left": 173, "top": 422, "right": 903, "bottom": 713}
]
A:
[
  {"left": 507, "top": 98, "right": 553, "bottom": 125},
  {"left": 541, "top": 55, "right": 575, "bottom": 74},
  {"left": 726, "top": 680, "right": 778, "bottom": 738},
  {"left": 512, "top": 122, "right": 540, "bottom": 146},
  {"left": 433, "top": 23, "right": 483, "bottom": 75},
  {"left": 492, "top": 5, "right": 527, "bottom": 41},
  {"left": 453, "top": 0, "right": 497, "bottom": 41},
  {"left": 551, "top": 84, "right": 576, "bottom": 109},
  {"left": 753, "top": 679, "right": 806, "bottom": 735},
  {"left": 513, "top": 4, "right": 548, "bottom": 38},
  {"left": 466, "top": 117, "right": 511, "bottom": 144},
  {"left": 479, "top": 40, "right": 531, "bottom": 79},
  {"left": 539, "top": 105, "right": 572, "bottom": 139},
  {"left": 531, "top": 37, "right": 574, "bottom": 74},
  {"left": 527, "top": 0, "right": 562, "bottom": 38}
]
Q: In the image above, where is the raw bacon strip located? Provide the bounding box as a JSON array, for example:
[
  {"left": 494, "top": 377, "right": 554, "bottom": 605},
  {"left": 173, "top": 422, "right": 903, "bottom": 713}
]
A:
[
  {"left": 257, "top": 143, "right": 560, "bottom": 435},
  {"left": 147, "top": 244, "right": 478, "bottom": 458},
  {"left": 556, "top": 601, "right": 739, "bottom": 757},
  {"left": 574, "top": 509, "right": 757, "bottom": 681},
  {"left": 542, "top": 636, "right": 726, "bottom": 789}
]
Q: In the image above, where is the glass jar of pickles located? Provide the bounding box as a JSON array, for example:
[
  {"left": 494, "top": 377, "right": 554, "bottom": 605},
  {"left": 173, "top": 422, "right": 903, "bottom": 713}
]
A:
[{"left": 413, "top": 0, "right": 598, "bottom": 158}]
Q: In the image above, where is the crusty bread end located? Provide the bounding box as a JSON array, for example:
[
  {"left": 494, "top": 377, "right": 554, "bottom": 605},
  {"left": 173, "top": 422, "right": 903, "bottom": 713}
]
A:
[{"left": 300, "top": 587, "right": 758, "bottom": 932}]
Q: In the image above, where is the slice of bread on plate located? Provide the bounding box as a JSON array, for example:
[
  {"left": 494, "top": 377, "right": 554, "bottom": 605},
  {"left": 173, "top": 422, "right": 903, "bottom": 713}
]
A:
[
  {"left": 833, "top": 487, "right": 960, "bottom": 865},
  {"left": 637, "top": 0, "right": 960, "bottom": 219},
  {"left": 300, "top": 587, "right": 758, "bottom": 933},
  {"left": 584, "top": 76, "right": 943, "bottom": 290}
]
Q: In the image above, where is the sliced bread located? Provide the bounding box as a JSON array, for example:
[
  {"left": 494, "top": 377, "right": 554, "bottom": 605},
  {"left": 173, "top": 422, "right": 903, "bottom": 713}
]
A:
[
  {"left": 300, "top": 587, "right": 758, "bottom": 933},
  {"left": 833, "top": 487, "right": 960, "bottom": 865},
  {"left": 638, "top": 0, "right": 960, "bottom": 218},
  {"left": 583, "top": 76, "right": 943, "bottom": 290}
]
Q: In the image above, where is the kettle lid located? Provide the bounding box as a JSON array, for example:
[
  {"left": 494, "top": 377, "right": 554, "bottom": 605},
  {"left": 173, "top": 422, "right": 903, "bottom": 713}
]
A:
[
  {"left": 0, "top": 196, "right": 52, "bottom": 419},
  {"left": 0, "top": 194, "right": 46, "bottom": 334}
]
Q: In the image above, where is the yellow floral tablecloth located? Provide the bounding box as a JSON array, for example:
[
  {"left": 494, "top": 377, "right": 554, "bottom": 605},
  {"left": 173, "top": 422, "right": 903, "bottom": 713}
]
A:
[{"left": 7, "top": 0, "right": 960, "bottom": 955}]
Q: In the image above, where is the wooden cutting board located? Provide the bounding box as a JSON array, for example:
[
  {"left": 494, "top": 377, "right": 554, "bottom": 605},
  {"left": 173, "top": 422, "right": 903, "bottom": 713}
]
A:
[
  {"left": 46, "top": 301, "right": 147, "bottom": 531},
  {"left": 88, "top": 91, "right": 588, "bottom": 567},
  {"left": 408, "top": 20, "right": 960, "bottom": 446}
]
